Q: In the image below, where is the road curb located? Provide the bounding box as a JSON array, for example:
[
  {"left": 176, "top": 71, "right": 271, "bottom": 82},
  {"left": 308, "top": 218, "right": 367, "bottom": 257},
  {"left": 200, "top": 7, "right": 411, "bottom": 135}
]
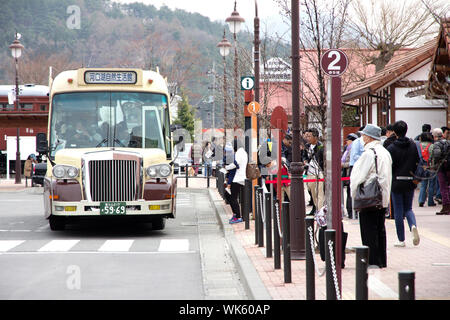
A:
[{"left": 206, "top": 188, "right": 272, "bottom": 300}]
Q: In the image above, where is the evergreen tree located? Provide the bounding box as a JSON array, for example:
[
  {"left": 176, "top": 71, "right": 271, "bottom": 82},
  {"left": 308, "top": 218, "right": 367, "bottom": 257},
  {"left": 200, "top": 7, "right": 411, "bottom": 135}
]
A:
[{"left": 173, "top": 92, "right": 195, "bottom": 140}]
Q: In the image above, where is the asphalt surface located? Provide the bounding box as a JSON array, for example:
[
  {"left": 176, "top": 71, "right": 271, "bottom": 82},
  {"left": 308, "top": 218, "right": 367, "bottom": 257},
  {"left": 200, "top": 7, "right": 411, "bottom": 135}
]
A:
[{"left": 0, "top": 189, "right": 246, "bottom": 300}]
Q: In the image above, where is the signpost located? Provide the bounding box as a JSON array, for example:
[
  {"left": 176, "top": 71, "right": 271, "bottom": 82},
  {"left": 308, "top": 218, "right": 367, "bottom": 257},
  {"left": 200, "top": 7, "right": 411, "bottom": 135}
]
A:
[
  {"left": 320, "top": 48, "right": 348, "bottom": 291},
  {"left": 241, "top": 76, "right": 255, "bottom": 91}
]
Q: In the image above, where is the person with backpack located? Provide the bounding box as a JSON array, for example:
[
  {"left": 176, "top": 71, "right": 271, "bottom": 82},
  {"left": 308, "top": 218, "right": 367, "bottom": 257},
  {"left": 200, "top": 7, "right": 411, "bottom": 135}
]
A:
[
  {"left": 417, "top": 132, "right": 436, "bottom": 207},
  {"left": 220, "top": 138, "right": 248, "bottom": 224},
  {"left": 387, "top": 121, "right": 420, "bottom": 247},
  {"left": 430, "top": 128, "right": 450, "bottom": 215}
]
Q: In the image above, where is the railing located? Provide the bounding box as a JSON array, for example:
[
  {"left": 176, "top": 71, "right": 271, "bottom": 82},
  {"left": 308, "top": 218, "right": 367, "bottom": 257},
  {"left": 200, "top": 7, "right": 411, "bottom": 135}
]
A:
[
  {"left": 216, "top": 171, "right": 417, "bottom": 300},
  {"left": 176, "top": 163, "right": 216, "bottom": 188}
]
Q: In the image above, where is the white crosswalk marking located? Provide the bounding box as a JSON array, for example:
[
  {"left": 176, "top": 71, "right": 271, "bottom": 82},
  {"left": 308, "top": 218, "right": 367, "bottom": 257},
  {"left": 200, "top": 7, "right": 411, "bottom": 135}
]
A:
[
  {"left": 0, "top": 240, "right": 25, "bottom": 252},
  {"left": 38, "top": 240, "right": 80, "bottom": 252},
  {"left": 98, "top": 240, "right": 134, "bottom": 252},
  {"left": 158, "top": 239, "right": 189, "bottom": 252}
]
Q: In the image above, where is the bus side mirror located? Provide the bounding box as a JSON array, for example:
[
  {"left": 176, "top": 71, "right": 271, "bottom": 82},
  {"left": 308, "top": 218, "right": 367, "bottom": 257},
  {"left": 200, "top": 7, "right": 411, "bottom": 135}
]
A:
[{"left": 36, "top": 133, "right": 48, "bottom": 153}]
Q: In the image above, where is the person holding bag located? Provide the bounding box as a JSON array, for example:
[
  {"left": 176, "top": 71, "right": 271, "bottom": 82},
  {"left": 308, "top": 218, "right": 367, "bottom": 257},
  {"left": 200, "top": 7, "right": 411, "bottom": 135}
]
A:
[{"left": 350, "top": 124, "right": 392, "bottom": 268}]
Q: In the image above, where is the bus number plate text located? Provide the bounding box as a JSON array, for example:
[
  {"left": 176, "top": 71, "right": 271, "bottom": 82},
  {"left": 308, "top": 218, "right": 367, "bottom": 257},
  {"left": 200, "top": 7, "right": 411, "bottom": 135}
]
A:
[{"left": 100, "top": 202, "right": 126, "bottom": 215}]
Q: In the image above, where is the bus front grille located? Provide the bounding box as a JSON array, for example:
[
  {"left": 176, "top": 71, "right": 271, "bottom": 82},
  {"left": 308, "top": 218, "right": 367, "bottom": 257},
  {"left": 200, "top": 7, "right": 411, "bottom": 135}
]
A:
[{"left": 88, "top": 160, "right": 138, "bottom": 202}]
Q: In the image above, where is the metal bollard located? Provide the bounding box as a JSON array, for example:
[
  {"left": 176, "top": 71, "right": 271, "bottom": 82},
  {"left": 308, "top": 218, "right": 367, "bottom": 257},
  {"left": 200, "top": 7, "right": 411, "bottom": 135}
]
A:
[
  {"left": 265, "top": 192, "right": 272, "bottom": 258},
  {"left": 254, "top": 185, "right": 260, "bottom": 245},
  {"left": 273, "top": 199, "right": 281, "bottom": 270},
  {"left": 257, "top": 187, "right": 264, "bottom": 248},
  {"left": 185, "top": 164, "right": 189, "bottom": 188},
  {"left": 325, "top": 229, "right": 337, "bottom": 300},
  {"left": 305, "top": 216, "right": 315, "bottom": 300},
  {"left": 282, "top": 201, "right": 291, "bottom": 283},
  {"left": 207, "top": 167, "right": 210, "bottom": 188},
  {"left": 244, "top": 179, "right": 252, "bottom": 230},
  {"left": 355, "top": 246, "right": 369, "bottom": 300},
  {"left": 398, "top": 271, "right": 415, "bottom": 300}
]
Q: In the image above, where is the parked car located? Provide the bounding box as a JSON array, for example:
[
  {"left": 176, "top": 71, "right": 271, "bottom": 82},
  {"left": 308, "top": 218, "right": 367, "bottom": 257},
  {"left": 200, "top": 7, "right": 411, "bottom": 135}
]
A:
[
  {"left": 173, "top": 143, "right": 192, "bottom": 174},
  {"left": 32, "top": 162, "right": 47, "bottom": 186}
]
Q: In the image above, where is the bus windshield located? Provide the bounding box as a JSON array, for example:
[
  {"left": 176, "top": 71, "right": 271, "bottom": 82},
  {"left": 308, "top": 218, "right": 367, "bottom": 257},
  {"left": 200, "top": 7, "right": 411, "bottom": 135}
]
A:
[{"left": 49, "top": 92, "right": 171, "bottom": 158}]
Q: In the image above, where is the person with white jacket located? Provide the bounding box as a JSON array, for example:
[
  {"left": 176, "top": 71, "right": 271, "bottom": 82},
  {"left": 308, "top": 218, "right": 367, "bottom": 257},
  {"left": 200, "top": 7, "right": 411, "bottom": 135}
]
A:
[
  {"left": 221, "top": 138, "right": 248, "bottom": 224},
  {"left": 350, "top": 124, "right": 392, "bottom": 268}
]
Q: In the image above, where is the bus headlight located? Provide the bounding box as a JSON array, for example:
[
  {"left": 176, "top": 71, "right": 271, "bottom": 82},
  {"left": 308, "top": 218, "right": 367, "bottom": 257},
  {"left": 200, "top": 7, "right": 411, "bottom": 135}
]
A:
[
  {"left": 52, "top": 165, "right": 79, "bottom": 179},
  {"left": 53, "top": 166, "right": 66, "bottom": 179},
  {"left": 146, "top": 166, "right": 158, "bottom": 178},
  {"left": 146, "top": 164, "right": 172, "bottom": 178},
  {"left": 159, "top": 164, "right": 171, "bottom": 177},
  {"left": 67, "top": 166, "right": 79, "bottom": 178}
]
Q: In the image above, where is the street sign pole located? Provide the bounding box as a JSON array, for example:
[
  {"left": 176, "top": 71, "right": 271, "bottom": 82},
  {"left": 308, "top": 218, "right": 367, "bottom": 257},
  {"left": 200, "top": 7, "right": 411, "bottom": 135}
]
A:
[{"left": 321, "top": 48, "right": 349, "bottom": 291}]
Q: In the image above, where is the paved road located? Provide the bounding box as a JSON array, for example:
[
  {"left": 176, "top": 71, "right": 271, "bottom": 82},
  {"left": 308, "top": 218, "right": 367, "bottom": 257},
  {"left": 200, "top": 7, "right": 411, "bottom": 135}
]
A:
[{"left": 0, "top": 189, "right": 246, "bottom": 300}]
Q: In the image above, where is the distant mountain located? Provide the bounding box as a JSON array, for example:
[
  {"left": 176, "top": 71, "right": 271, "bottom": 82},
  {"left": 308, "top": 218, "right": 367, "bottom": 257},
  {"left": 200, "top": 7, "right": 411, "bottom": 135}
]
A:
[{"left": 0, "top": 0, "right": 289, "bottom": 124}]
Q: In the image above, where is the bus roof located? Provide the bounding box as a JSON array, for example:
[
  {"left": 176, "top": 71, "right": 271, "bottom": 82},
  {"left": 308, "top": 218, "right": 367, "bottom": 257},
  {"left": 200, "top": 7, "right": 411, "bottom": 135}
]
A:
[
  {"left": 0, "top": 84, "right": 49, "bottom": 97},
  {"left": 50, "top": 68, "right": 169, "bottom": 97}
]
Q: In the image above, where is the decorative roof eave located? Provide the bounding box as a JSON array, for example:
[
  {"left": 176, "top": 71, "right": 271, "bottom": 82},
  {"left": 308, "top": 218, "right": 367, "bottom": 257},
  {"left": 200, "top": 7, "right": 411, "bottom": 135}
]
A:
[{"left": 342, "top": 40, "right": 436, "bottom": 102}]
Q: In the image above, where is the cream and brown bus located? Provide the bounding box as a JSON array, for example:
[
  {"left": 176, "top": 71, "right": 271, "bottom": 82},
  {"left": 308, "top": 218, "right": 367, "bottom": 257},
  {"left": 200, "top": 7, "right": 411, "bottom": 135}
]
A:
[{"left": 37, "top": 68, "right": 177, "bottom": 230}]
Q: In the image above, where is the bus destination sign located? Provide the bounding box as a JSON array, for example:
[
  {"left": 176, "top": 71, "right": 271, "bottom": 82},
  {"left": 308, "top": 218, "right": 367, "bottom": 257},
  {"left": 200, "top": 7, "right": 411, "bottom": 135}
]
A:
[{"left": 85, "top": 71, "right": 137, "bottom": 84}]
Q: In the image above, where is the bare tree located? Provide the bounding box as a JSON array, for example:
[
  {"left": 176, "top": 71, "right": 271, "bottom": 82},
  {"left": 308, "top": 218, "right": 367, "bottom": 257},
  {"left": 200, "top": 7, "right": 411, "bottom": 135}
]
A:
[
  {"left": 275, "top": 0, "right": 352, "bottom": 133},
  {"left": 348, "top": 0, "right": 448, "bottom": 71}
]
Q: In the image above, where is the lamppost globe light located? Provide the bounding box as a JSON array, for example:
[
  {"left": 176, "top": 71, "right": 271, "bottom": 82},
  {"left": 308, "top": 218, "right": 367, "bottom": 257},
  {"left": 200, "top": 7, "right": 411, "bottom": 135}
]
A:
[
  {"left": 225, "top": 1, "right": 245, "bottom": 35},
  {"left": 9, "top": 39, "right": 24, "bottom": 59},
  {"left": 217, "top": 33, "right": 231, "bottom": 57}
]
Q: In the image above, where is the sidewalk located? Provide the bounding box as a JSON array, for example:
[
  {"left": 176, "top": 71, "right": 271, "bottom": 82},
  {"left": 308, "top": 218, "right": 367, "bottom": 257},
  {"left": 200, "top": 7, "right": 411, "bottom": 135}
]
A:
[
  {"left": 205, "top": 178, "right": 450, "bottom": 300},
  {"left": 0, "top": 178, "right": 37, "bottom": 192}
]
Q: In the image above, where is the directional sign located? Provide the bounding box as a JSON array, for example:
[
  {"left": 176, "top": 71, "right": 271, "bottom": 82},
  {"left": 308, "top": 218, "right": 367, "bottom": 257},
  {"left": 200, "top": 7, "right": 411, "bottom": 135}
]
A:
[
  {"left": 247, "top": 101, "right": 260, "bottom": 114},
  {"left": 320, "top": 49, "right": 349, "bottom": 77},
  {"left": 241, "top": 76, "right": 255, "bottom": 90}
]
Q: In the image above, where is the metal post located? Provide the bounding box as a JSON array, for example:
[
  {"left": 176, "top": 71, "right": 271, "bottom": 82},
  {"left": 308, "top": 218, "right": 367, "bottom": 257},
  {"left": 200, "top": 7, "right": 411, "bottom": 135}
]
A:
[
  {"left": 223, "top": 54, "right": 227, "bottom": 141},
  {"left": 289, "top": 0, "right": 306, "bottom": 260},
  {"left": 207, "top": 167, "right": 210, "bottom": 188},
  {"left": 305, "top": 216, "right": 315, "bottom": 300},
  {"left": 282, "top": 201, "right": 291, "bottom": 283},
  {"left": 399, "top": 271, "right": 415, "bottom": 300},
  {"left": 254, "top": 185, "right": 260, "bottom": 245},
  {"left": 325, "top": 229, "right": 337, "bottom": 300},
  {"left": 273, "top": 199, "right": 281, "bottom": 269},
  {"left": 257, "top": 187, "right": 264, "bottom": 247},
  {"left": 254, "top": 0, "right": 260, "bottom": 144},
  {"left": 185, "top": 164, "right": 189, "bottom": 188},
  {"left": 355, "top": 246, "right": 369, "bottom": 300},
  {"left": 244, "top": 179, "right": 251, "bottom": 229},
  {"left": 265, "top": 192, "right": 272, "bottom": 258}
]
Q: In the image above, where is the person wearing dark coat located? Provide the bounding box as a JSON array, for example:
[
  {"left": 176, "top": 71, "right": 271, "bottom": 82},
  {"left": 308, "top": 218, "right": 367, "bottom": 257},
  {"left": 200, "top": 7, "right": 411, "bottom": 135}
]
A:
[{"left": 387, "top": 120, "right": 420, "bottom": 247}]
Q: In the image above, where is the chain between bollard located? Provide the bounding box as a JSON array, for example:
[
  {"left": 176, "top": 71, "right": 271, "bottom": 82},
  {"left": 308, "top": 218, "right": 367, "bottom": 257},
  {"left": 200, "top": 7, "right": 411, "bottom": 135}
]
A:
[
  {"left": 328, "top": 239, "right": 342, "bottom": 300},
  {"left": 307, "top": 226, "right": 325, "bottom": 277},
  {"left": 259, "top": 190, "right": 266, "bottom": 224},
  {"left": 274, "top": 201, "right": 283, "bottom": 239}
]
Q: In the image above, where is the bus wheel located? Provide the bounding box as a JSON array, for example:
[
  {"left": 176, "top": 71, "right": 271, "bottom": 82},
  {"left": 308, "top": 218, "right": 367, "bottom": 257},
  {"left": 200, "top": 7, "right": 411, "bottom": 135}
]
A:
[
  {"left": 49, "top": 215, "right": 66, "bottom": 231},
  {"left": 151, "top": 217, "right": 166, "bottom": 231}
]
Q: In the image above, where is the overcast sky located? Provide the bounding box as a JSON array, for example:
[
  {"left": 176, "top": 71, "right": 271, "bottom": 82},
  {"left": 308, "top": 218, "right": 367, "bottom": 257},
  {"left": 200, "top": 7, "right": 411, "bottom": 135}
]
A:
[{"left": 113, "top": 0, "right": 289, "bottom": 36}]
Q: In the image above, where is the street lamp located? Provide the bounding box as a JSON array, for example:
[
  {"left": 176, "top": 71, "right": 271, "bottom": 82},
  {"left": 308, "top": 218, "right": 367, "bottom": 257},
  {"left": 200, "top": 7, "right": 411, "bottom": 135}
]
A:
[
  {"left": 226, "top": 0, "right": 245, "bottom": 129},
  {"left": 217, "top": 30, "right": 231, "bottom": 140},
  {"left": 9, "top": 33, "right": 24, "bottom": 184}
]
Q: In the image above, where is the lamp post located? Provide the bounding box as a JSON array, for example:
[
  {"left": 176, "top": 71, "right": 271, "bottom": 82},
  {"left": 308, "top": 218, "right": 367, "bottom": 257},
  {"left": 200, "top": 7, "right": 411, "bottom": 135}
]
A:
[
  {"left": 9, "top": 33, "right": 24, "bottom": 184},
  {"left": 217, "top": 30, "right": 231, "bottom": 141},
  {"left": 290, "top": 0, "right": 306, "bottom": 260},
  {"left": 226, "top": 0, "right": 245, "bottom": 129}
]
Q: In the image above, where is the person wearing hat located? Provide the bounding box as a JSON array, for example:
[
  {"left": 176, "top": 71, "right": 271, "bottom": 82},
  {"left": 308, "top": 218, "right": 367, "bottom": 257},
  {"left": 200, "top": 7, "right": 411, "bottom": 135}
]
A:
[
  {"left": 350, "top": 124, "right": 392, "bottom": 268},
  {"left": 342, "top": 133, "right": 358, "bottom": 218},
  {"left": 387, "top": 120, "right": 421, "bottom": 247}
]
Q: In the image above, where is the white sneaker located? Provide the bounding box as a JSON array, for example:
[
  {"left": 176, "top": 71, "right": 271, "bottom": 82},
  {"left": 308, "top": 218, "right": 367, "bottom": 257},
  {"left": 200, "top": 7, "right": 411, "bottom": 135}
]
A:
[
  {"left": 394, "top": 241, "right": 405, "bottom": 247},
  {"left": 412, "top": 226, "right": 420, "bottom": 246}
]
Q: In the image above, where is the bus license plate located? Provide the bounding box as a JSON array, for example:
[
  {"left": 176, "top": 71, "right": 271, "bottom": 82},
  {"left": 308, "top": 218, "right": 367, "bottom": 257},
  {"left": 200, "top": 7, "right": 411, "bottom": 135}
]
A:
[{"left": 100, "top": 202, "right": 126, "bottom": 215}]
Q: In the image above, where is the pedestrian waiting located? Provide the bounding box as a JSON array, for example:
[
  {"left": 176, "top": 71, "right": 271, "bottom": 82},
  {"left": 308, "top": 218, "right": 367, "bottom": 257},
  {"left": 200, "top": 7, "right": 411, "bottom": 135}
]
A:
[
  {"left": 387, "top": 120, "right": 420, "bottom": 247},
  {"left": 350, "top": 124, "right": 392, "bottom": 268}
]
